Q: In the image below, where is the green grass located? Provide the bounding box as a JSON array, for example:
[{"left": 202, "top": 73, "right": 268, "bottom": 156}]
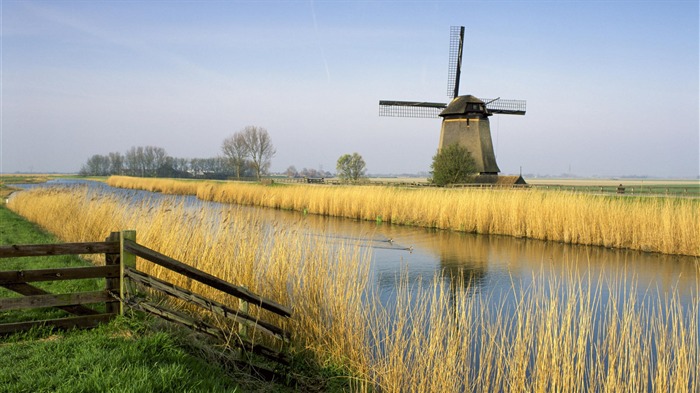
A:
[
  {"left": 0, "top": 203, "right": 348, "bottom": 392},
  {"left": 0, "top": 205, "right": 108, "bottom": 323},
  {"left": 0, "top": 317, "right": 241, "bottom": 393},
  {"left": 0, "top": 205, "right": 245, "bottom": 392},
  {"left": 531, "top": 183, "right": 700, "bottom": 196}
]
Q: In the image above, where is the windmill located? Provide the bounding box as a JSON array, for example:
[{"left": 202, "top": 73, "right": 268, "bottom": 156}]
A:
[{"left": 379, "top": 26, "right": 526, "bottom": 175}]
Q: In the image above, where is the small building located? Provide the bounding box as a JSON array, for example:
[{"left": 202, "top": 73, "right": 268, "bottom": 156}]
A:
[{"left": 472, "top": 174, "right": 527, "bottom": 186}]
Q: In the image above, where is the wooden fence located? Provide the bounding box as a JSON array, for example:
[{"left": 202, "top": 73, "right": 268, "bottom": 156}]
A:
[{"left": 0, "top": 231, "right": 291, "bottom": 365}]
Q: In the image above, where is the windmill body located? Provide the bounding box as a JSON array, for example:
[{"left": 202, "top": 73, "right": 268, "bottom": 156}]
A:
[
  {"left": 439, "top": 95, "right": 500, "bottom": 174},
  {"left": 379, "top": 26, "right": 525, "bottom": 176}
]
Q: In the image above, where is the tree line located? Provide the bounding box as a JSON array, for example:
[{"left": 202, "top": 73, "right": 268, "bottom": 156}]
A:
[
  {"left": 80, "top": 128, "right": 474, "bottom": 186},
  {"left": 79, "top": 146, "right": 233, "bottom": 178},
  {"left": 80, "top": 126, "right": 276, "bottom": 179}
]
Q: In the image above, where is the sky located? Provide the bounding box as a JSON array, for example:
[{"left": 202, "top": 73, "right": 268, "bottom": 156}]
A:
[{"left": 1, "top": 0, "right": 698, "bottom": 178}]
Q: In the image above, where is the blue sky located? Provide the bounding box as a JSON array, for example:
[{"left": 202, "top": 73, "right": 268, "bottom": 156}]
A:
[{"left": 2, "top": 0, "right": 698, "bottom": 177}]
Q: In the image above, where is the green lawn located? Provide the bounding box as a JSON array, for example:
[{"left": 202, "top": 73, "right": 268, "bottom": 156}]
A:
[
  {"left": 0, "top": 318, "right": 241, "bottom": 393},
  {"left": 0, "top": 205, "right": 243, "bottom": 392}
]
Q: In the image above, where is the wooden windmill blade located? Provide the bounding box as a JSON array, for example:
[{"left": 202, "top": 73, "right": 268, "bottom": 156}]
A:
[
  {"left": 378, "top": 26, "right": 464, "bottom": 119},
  {"left": 378, "top": 100, "right": 447, "bottom": 118},
  {"left": 480, "top": 98, "right": 527, "bottom": 115},
  {"left": 446, "top": 26, "right": 465, "bottom": 99}
]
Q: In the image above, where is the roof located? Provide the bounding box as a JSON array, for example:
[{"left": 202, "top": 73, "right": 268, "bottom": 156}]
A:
[
  {"left": 473, "top": 175, "right": 527, "bottom": 185},
  {"left": 439, "top": 95, "right": 490, "bottom": 117}
]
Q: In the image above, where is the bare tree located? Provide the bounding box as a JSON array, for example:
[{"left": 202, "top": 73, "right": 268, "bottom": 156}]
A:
[
  {"left": 143, "top": 146, "right": 167, "bottom": 176},
  {"left": 107, "top": 152, "right": 124, "bottom": 175},
  {"left": 80, "top": 154, "right": 110, "bottom": 176},
  {"left": 221, "top": 133, "right": 249, "bottom": 179},
  {"left": 121, "top": 146, "right": 168, "bottom": 177},
  {"left": 241, "top": 126, "right": 276, "bottom": 180},
  {"left": 224, "top": 126, "right": 276, "bottom": 180},
  {"left": 285, "top": 165, "right": 298, "bottom": 178},
  {"left": 125, "top": 146, "right": 143, "bottom": 176}
]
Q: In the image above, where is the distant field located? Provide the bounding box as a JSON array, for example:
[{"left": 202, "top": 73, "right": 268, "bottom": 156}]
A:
[
  {"left": 366, "top": 177, "right": 699, "bottom": 187},
  {"left": 364, "top": 177, "right": 700, "bottom": 196},
  {"left": 525, "top": 178, "right": 699, "bottom": 197},
  {"left": 0, "top": 174, "right": 80, "bottom": 184},
  {"left": 526, "top": 178, "right": 699, "bottom": 187}
]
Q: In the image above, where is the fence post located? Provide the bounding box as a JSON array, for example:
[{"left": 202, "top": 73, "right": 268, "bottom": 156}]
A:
[
  {"left": 238, "top": 288, "right": 249, "bottom": 358},
  {"left": 104, "top": 231, "right": 121, "bottom": 315},
  {"left": 238, "top": 289, "right": 249, "bottom": 339},
  {"left": 119, "top": 230, "right": 137, "bottom": 315}
]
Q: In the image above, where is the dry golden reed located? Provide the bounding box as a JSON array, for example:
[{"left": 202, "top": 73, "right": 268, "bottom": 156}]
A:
[
  {"left": 107, "top": 176, "right": 700, "bottom": 256},
  {"left": 7, "top": 186, "right": 370, "bottom": 372},
  {"left": 7, "top": 187, "right": 699, "bottom": 392}
]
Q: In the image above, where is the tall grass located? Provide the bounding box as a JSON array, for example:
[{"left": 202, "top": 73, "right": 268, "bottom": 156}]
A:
[
  {"left": 7, "top": 186, "right": 371, "bottom": 374},
  {"left": 106, "top": 176, "right": 700, "bottom": 256},
  {"left": 8, "top": 187, "right": 699, "bottom": 392}
]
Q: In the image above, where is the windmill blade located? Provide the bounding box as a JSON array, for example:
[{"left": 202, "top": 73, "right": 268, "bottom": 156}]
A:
[
  {"left": 480, "top": 98, "right": 527, "bottom": 115},
  {"left": 447, "top": 26, "right": 465, "bottom": 99},
  {"left": 379, "top": 100, "right": 447, "bottom": 118}
]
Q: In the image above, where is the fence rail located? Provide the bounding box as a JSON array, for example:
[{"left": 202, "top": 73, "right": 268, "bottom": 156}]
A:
[
  {"left": 0, "top": 241, "right": 120, "bottom": 331},
  {"left": 0, "top": 241, "right": 119, "bottom": 258},
  {"left": 122, "top": 239, "right": 292, "bottom": 317},
  {"left": 0, "top": 230, "right": 292, "bottom": 367}
]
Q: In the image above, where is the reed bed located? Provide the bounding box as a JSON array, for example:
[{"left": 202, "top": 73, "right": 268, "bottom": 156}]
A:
[
  {"left": 8, "top": 187, "right": 699, "bottom": 392},
  {"left": 106, "top": 176, "right": 700, "bottom": 256},
  {"left": 6, "top": 187, "right": 370, "bottom": 373}
]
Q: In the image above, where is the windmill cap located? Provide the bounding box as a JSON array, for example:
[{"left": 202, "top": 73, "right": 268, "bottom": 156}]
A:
[{"left": 439, "top": 95, "right": 491, "bottom": 117}]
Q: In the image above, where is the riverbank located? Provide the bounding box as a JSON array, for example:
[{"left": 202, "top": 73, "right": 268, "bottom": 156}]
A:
[
  {"left": 0, "top": 205, "right": 247, "bottom": 392},
  {"left": 0, "top": 204, "right": 354, "bottom": 392},
  {"left": 7, "top": 185, "right": 698, "bottom": 392},
  {"left": 106, "top": 175, "right": 700, "bottom": 256}
]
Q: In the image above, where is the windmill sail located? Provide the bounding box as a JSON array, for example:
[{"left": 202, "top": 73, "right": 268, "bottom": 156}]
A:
[
  {"left": 482, "top": 98, "right": 527, "bottom": 115},
  {"left": 379, "top": 100, "right": 446, "bottom": 118},
  {"left": 377, "top": 25, "right": 527, "bottom": 176},
  {"left": 447, "top": 26, "right": 465, "bottom": 99},
  {"left": 378, "top": 26, "right": 526, "bottom": 118}
]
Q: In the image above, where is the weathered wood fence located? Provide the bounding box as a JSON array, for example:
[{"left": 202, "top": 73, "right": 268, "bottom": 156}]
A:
[{"left": 0, "top": 230, "right": 291, "bottom": 365}]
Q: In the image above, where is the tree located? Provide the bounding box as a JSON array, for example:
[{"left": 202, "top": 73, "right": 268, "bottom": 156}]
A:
[
  {"left": 241, "top": 126, "right": 276, "bottom": 180},
  {"left": 285, "top": 165, "right": 298, "bottom": 178},
  {"left": 222, "top": 126, "right": 275, "bottom": 180},
  {"left": 124, "top": 147, "right": 143, "bottom": 176},
  {"left": 79, "top": 154, "right": 110, "bottom": 176},
  {"left": 221, "top": 133, "right": 249, "bottom": 179},
  {"left": 429, "top": 143, "right": 477, "bottom": 186},
  {"left": 296, "top": 167, "right": 331, "bottom": 178},
  {"left": 336, "top": 153, "right": 367, "bottom": 182},
  {"left": 107, "top": 152, "right": 124, "bottom": 175}
]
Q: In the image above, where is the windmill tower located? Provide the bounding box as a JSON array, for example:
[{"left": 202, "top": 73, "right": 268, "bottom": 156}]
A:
[{"left": 379, "top": 26, "right": 526, "bottom": 175}]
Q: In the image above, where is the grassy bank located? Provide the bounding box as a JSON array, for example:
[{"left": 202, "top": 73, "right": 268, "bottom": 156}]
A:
[
  {"left": 0, "top": 205, "right": 246, "bottom": 392},
  {"left": 0, "top": 319, "right": 243, "bottom": 392},
  {"left": 8, "top": 186, "right": 699, "bottom": 392},
  {"left": 107, "top": 175, "right": 700, "bottom": 256}
]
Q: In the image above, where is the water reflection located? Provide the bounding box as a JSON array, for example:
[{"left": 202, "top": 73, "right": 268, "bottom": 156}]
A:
[{"left": 13, "top": 179, "right": 699, "bottom": 308}]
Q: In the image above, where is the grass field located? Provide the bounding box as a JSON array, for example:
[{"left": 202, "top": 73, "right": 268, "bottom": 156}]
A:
[
  {"left": 525, "top": 178, "right": 700, "bottom": 196},
  {"left": 526, "top": 178, "right": 699, "bottom": 187},
  {"left": 7, "top": 186, "right": 699, "bottom": 392}
]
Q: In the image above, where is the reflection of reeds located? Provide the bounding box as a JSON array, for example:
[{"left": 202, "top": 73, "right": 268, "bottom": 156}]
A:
[
  {"left": 365, "top": 267, "right": 698, "bottom": 392},
  {"left": 8, "top": 187, "right": 699, "bottom": 392},
  {"left": 106, "top": 176, "right": 700, "bottom": 256}
]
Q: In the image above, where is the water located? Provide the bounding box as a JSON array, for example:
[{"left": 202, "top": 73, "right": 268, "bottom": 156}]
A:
[
  {"left": 12, "top": 179, "right": 697, "bottom": 305},
  {"left": 11, "top": 179, "right": 699, "bottom": 383}
]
